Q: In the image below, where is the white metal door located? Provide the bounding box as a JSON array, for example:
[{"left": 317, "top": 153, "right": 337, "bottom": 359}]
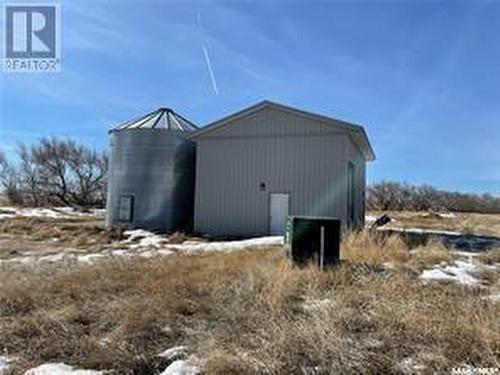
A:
[{"left": 269, "top": 193, "right": 289, "bottom": 235}]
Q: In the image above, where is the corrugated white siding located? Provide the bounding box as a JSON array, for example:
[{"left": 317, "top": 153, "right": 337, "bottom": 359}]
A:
[{"left": 194, "top": 107, "right": 367, "bottom": 236}]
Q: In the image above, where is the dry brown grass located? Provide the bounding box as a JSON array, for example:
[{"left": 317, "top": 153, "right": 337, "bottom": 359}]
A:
[
  {"left": 167, "top": 231, "right": 190, "bottom": 244},
  {"left": 0, "top": 195, "right": 9, "bottom": 206},
  {"left": 460, "top": 216, "right": 480, "bottom": 236},
  {"left": 1, "top": 232, "right": 498, "bottom": 374},
  {"left": 341, "top": 230, "right": 409, "bottom": 265},
  {"left": 341, "top": 230, "right": 456, "bottom": 272},
  {"left": 0, "top": 217, "right": 122, "bottom": 251},
  {"left": 406, "top": 241, "right": 457, "bottom": 271},
  {"left": 472, "top": 267, "right": 500, "bottom": 287},
  {"left": 479, "top": 248, "right": 500, "bottom": 266}
]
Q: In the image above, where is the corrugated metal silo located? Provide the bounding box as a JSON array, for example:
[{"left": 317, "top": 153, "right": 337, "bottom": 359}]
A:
[{"left": 106, "top": 108, "right": 198, "bottom": 232}]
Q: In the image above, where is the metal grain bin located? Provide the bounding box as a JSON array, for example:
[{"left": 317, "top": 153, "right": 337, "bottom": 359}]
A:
[
  {"left": 285, "top": 216, "right": 341, "bottom": 268},
  {"left": 106, "top": 108, "right": 198, "bottom": 232}
]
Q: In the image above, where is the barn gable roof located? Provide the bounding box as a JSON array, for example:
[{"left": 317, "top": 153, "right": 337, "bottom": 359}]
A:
[{"left": 189, "top": 100, "right": 375, "bottom": 161}]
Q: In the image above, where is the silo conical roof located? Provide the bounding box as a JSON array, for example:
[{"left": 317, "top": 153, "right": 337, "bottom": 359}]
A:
[{"left": 111, "top": 108, "right": 198, "bottom": 133}]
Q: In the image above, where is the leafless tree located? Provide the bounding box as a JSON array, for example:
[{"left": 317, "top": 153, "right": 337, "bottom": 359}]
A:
[
  {"left": 0, "top": 149, "right": 27, "bottom": 204},
  {"left": 368, "top": 180, "right": 500, "bottom": 214},
  {"left": 17, "top": 144, "right": 45, "bottom": 205},
  {"left": 0, "top": 138, "right": 108, "bottom": 207},
  {"left": 366, "top": 181, "right": 407, "bottom": 211},
  {"left": 64, "top": 140, "right": 108, "bottom": 206}
]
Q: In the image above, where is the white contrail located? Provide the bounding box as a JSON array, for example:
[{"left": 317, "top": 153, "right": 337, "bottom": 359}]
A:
[
  {"left": 197, "top": 10, "right": 202, "bottom": 28},
  {"left": 202, "top": 45, "right": 219, "bottom": 95}
]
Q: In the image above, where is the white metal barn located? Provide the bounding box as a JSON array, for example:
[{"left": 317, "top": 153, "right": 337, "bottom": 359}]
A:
[{"left": 189, "top": 101, "right": 375, "bottom": 237}]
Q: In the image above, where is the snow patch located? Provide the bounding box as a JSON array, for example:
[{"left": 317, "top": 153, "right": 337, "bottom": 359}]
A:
[
  {"left": 300, "top": 298, "right": 335, "bottom": 312},
  {"left": 23, "top": 363, "right": 104, "bottom": 375},
  {"left": 381, "top": 226, "right": 462, "bottom": 236},
  {"left": 157, "top": 346, "right": 188, "bottom": 362},
  {"left": 167, "top": 236, "right": 283, "bottom": 254},
  {"left": 420, "top": 260, "right": 481, "bottom": 286},
  {"left": 0, "top": 207, "right": 104, "bottom": 220},
  {"left": 123, "top": 229, "right": 169, "bottom": 249},
  {"left": 398, "top": 357, "right": 426, "bottom": 374},
  {"left": 365, "top": 215, "right": 377, "bottom": 223},
  {"left": 452, "top": 251, "right": 481, "bottom": 258},
  {"left": 0, "top": 233, "right": 283, "bottom": 267},
  {"left": 160, "top": 359, "right": 199, "bottom": 375},
  {"left": 437, "top": 212, "right": 456, "bottom": 219},
  {"left": 365, "top": 214, "right": 396, "bottom": 225},
  {"left": 0, "top": 356, "right": 14, "bottom": 375},
  {"left": 451, "top": 364, "right": 499, "bottom": 375},
  {"left": 383, "top": 261, "right": 395, "bottom": 269}
]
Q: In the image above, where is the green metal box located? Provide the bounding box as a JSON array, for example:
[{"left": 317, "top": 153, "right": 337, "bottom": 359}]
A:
[{"left": 285, "top": 216, "right": 341, "bottom": 268}]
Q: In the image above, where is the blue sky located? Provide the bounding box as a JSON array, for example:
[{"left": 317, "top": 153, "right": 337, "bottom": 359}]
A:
[{"left": 1, "top": 0, "right": 499, "bottom": 194}]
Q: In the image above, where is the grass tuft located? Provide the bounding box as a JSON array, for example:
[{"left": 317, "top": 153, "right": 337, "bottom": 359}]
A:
[{"left": 341, "top": 230, "right": 409, "bottom": 265}]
